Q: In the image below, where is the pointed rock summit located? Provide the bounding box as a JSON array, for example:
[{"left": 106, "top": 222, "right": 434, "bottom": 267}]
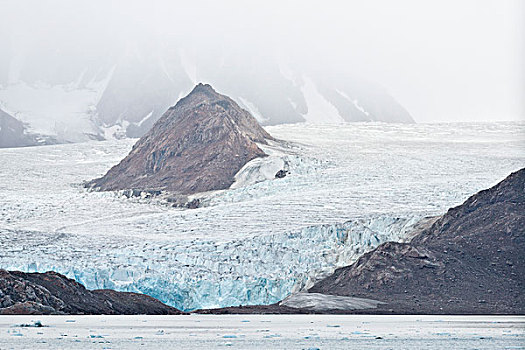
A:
[{"left": 88, "top": 83, "right": 273, "bottom": 194}]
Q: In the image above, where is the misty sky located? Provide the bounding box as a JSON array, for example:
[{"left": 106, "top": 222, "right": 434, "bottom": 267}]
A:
[{"left": 1, "top": 0, "right": 524, "bottom": 122}]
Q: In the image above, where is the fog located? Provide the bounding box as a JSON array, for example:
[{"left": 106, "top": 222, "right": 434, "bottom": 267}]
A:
[{"left": 1, "top": 0, "right": 523, "bottom": 122}]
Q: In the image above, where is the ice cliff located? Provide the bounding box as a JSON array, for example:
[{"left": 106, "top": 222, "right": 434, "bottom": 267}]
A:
[{"left": 1, "top": 215, "right": 422, "bottom": 311}]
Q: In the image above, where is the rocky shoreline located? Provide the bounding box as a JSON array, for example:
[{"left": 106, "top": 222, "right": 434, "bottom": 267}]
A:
[{"left": 0, "top": 270, "right": 184, "bottom": 315}]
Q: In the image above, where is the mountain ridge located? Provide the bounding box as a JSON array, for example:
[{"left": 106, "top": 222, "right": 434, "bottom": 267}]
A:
[
  {"left": 87, "top": 83, "right": 273, "bottom": 195},
  {"left": 0, "top": 45, "right": 414, "bottom": 143}
]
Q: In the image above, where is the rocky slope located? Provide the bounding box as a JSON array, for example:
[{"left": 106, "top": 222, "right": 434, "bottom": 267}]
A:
[
  {"left": 310, "top": 168, "right": 525, "bottom": 314},
  {"left": 87, "top": 84, "right": 273, "bottom": 195},
  {"left": 0, "top": 108, "right": 59, "bottom": 148},
  {"left": 0, "top": 109, "right": 37, "bottom": 148},
  {"left": 0, "top": 270, "right": 183, "bottom": 315}
]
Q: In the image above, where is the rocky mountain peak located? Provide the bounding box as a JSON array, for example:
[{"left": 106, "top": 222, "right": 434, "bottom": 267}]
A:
[
  {"left": 87, "top": 84, "right": 274, "bottom": 195},
  {"left": 172, "top": 83, "right": 221, "bottom": 109},
  {"left": 191, "top": 82, "right": 217, "bottom": 95}
]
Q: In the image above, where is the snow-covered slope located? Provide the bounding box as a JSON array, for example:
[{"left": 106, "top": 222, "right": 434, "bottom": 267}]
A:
[
  {"left": 0, "top": 108, "right": 36, "bottom": 148},
  {"left": 0, "top": 122, "right": 523, "bottom": 311},
  {"left": 0, "top": 108, "right": 57, "bottom": 148},
  {"left": 0, "top": 43, "right": 413, "bottom": 143},
  {"left": 0, "top": 79, "right": 109, "bottom": 143}
]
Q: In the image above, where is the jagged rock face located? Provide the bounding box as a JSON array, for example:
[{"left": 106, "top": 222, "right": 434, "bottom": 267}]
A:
[
  {"left": 88, "top": 84, "right": 272, "bottom": 194},
  {"left": 310, "top": 168, "right": 525, "bottom": 314},
  {"left": 0, "top": 270, "right": 183, "bottom": 315}
]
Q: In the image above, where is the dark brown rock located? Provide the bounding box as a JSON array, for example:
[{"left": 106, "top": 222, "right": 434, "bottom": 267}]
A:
[
  {"left": 275, "top": 170, "right": 287, "bottom": 179},
  {"left": 309, "top": 168, "right": 525, "bottom": 314},
  {"left": 0, "top": 270, "right": 184, "bottom": 315},
  {"left": 87, "top": 83, "right": 273, "bottom": 194}
]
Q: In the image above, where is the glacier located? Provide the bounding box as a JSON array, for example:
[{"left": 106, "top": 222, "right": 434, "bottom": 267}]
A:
[
  {"left": 0, "top": 216, "right": 422, "bottom": 311},
  {"left": 0, "top": 122, "right": 524, "bottom": 311}
]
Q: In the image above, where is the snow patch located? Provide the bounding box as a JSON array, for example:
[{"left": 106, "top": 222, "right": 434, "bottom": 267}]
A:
[
  {"left": 353, "top": 99, "right": 370, "bottom": 116},
  {"left": 336, "top": 89, "right": 370, "bottom": 117},
  {"left": 0, "top": 70, "right": 114, "bottom": 142},
  {"left": 136, "top": 110, "right": 154, "bottom": 127},
  {"left": 179, "top": 50, "right": 197, "bottom": 85},
  {"left": 237, "top": 97, "right": 267, "bottom": 123},
  {"left": 287, "top": 97, "right": 297, "bottom": 111},
  {"left": 301, "top": 76, "right": 344, "bottom": 123},
  {"left": 101, "top": 120, "right": 130, "bottom": 140}
]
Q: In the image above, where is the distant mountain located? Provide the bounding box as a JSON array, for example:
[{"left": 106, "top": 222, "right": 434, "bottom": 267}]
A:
[
  {"left": 0, "top": 108, "right": 34, "bottom": 148},
  {"left": 0, "top": 269, "right": 183, "bottom": 315},
  {"left": 0, "top": 108, "right": 55, "bottom": 148},
  {"left": 0, "top": 43, "right": 414, "bottom": 143},
  {"left": 310, "top": 168, "right": 525, "bottom": 314},
  {"left": 87, "top": 84, "right": 273, "bottom": 195}
]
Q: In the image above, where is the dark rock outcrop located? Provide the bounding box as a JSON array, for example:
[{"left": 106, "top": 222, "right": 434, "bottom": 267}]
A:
[
  {"left": 275, "top": 170, "right": 287, "bottom": 179},
  {"left": 310, "top": 168, "right": 525, "bottom": 314},
  {"left": 0, "top": 270, "right": 184, "bottom": 315},
  {"left": 88, "top": 83, "right": 273, "bottom": 194}
]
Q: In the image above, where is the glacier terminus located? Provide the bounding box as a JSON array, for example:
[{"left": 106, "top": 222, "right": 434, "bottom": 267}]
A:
[{"left": 1, "top": 122, "right": 524, "bottom": 311}]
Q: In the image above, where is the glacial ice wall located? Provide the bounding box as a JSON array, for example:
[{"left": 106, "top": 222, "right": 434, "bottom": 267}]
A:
[{"left": 1, "top": 215, "right": 421, "bottom": 311}]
